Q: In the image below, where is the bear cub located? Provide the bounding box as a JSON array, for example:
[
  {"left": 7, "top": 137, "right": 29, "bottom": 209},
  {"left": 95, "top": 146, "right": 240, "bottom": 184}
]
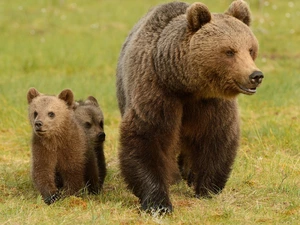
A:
[
  {"left": 27, "top": 88, "right": 100, "bottom": 204},
  {"left": 74, "top": 96, "right": 106, "bottom": 190}
]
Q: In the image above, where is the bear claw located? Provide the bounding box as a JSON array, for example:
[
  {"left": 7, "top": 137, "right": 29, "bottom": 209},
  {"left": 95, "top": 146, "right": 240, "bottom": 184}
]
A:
[
  {"left": 141, "top": 202, "right": 173, "bottom": 215},
  {"left": 44, "top": 192, "right": 61, "bottom": 205}
]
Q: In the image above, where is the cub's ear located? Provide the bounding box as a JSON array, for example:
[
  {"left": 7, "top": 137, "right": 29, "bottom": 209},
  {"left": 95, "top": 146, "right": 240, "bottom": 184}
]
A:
[
  {"left": 225, "top": 0, "right": 251, "bottom": 26},
  {"left": 58, "top": 89, "right": 74, "bottom": 108},
  {"left": 186, "top": 2, "right": 211, "bottom": 32},
  {"left": 27, "top": 87, "right": 40, "bottom": 104},
  {"left": 86, "top": 96, "right": 99, "bottom": 107},
  {"left": 73, "top": 101, "right": 80, "bottom": 110}
]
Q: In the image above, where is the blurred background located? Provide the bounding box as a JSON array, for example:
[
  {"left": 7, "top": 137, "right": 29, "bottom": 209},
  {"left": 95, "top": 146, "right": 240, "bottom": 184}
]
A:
[{"left": 0, "top": 0, "right": 299, "bottom": 224}]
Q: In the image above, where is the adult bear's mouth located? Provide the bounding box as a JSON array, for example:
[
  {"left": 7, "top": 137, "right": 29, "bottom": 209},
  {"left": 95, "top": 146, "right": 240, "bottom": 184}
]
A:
[{"left": 235, "top": 82, "right": 257, "bottom": 95}]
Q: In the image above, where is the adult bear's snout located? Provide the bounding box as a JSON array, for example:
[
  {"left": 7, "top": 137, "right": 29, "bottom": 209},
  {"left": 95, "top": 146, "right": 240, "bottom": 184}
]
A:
[{"left": 249, "top": 71, "right": 264, "bottom": 85}]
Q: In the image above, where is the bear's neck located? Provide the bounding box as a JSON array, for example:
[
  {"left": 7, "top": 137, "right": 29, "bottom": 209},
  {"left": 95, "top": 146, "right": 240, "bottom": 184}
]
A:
[{"left": 154, "top": 17, "right": 202, "bottom": 96}]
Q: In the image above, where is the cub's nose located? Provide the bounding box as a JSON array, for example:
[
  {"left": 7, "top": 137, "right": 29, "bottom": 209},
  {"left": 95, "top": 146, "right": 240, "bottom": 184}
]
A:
[
  {"left": 34, "top": 120, "right": 43, "bottom": 130},
  {"left": 98, "top": 132, "right": 106, "bottom": 142},
  {"left": 249, "top": 71, "right": 264, "bottom": 85}
]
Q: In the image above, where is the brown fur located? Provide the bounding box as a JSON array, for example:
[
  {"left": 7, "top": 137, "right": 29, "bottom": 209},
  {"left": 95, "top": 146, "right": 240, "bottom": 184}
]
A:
[
  {"left": 116, "top": 0, "right": 263, "bottom": 213},
  {"left": 27, "top": 88, "right": 99, "bottom": 204},
  {"left": 74, "top": 96, "right": 106, "bottom": 191}
]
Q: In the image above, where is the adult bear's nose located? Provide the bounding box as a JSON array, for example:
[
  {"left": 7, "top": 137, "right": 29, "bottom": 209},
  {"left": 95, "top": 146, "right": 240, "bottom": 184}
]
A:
[{"left": 249, "top": 71, "right": 264, "bottom": 85}]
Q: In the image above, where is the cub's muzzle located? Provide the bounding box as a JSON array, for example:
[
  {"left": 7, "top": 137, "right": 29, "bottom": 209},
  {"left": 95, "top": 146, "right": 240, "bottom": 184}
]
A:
[{"left": 34, "top": 120, "right": 43, "bottom": 130}]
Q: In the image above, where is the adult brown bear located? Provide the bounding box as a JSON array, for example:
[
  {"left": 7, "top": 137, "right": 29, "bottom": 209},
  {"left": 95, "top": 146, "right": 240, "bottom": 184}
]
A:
[{"left": 116, "top": 0, "right": 263, "bottom": 213}]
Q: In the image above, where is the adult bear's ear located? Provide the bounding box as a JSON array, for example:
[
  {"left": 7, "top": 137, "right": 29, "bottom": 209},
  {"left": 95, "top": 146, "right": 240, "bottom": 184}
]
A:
[
  {"left": 186, "top": 2, "right": 211, "bottom": 32},
  {"left": 58, "top": 89, "right": 74, "bottom": 108},
  {"left": 27, "top": 87, "right": 40, "bottom": 104},
  {"left": 225, "top": 0, "right": 251, "bottom": 26}
]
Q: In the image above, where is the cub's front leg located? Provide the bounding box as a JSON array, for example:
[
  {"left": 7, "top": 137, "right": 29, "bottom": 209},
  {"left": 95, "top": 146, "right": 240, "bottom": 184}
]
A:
[{"left": 31, "top": 153, "right": 60, "bottom": 205}]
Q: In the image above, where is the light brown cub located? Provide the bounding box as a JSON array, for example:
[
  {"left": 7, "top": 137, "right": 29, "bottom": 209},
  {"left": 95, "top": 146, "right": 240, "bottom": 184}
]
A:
[{"left": 27, "top": 88, "right": 99, "bottom": 204}]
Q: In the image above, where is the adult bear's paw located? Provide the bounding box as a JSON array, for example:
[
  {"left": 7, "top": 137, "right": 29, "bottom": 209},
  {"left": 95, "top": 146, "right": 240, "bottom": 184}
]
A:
[
  {"left": 141, "top": 199, "right": 173, "bottom": 215},
  {"left": 44, "top": 191, "right": 61, "bottom": 205}
]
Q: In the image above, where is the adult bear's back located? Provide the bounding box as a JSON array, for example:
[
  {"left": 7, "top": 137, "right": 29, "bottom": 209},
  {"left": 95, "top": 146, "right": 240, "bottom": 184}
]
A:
[{"left": 116, "top": 2, "right": 189, "bottom": 116}]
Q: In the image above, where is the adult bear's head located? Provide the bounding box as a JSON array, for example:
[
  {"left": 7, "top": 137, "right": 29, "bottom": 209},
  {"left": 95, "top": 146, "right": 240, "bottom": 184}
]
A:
[{"left": 186, "top": 0, "right": 263, "bottom": 98}]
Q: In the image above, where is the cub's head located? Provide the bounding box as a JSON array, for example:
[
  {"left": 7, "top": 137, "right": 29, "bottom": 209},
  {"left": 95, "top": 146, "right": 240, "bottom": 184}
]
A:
[
  {"left": 186, "top": 0, "right": 263, "bottom": 98},
  {"left": 74, "top": 96, "right": 105, "bottom": 144},
  {"left": 27, "top": 88, "right": 75, "bottom": 137}
]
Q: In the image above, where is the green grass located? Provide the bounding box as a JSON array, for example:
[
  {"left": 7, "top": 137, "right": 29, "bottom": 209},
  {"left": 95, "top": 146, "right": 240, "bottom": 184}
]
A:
[{"left": 0, "top": 0, "right": 299, "bottom": 224}]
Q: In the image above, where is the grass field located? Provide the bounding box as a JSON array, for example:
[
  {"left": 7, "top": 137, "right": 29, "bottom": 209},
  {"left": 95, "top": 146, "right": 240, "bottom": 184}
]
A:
[{"left": 0, "top": 0, "right": 299, "bottom": 224}]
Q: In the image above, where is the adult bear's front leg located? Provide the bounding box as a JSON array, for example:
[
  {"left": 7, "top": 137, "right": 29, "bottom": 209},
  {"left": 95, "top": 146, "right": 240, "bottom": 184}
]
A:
[
  {"left": 119, "top": 108, "right": 181, "bottom": 214},
  {"left": 181, "top": 99, "right": 240, "bottom": 198}
]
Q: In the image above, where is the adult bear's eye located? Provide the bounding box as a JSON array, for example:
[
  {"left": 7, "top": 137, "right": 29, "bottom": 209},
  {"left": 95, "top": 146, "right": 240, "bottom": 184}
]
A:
[
  {"left": 225, "top": 50, "right": 235, "bottom": 57},
  {"left": 34, "top": 111, "right": 38, "bottom": 118}
]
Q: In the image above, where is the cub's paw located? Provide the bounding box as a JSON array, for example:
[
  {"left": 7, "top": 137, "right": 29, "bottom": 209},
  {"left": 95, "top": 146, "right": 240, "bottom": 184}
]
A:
[{"left": 44, "top": 192, "right": 61, "bottom": 205}]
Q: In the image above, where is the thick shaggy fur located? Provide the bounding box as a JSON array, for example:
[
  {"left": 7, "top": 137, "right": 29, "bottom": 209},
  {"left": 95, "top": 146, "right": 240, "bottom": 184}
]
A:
[
  {"left": 27, "top": 88, "right": 100, "bottom": 204},
  {"left": 74, "top": 96, "right": 106, "bottom": 191},
  {"left": 116, "top": 0, "right": 263, "bottom": 213}
]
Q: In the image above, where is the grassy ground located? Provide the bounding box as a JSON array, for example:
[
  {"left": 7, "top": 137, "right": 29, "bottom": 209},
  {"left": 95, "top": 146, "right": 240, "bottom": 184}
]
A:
[{"left": 0, "top": 0, "right": 299, "bottom": 224}]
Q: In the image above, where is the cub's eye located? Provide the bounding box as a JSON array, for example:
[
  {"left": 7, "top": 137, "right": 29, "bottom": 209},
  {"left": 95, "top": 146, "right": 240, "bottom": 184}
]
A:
[
  {"left": 100, "top": 121, "right": 104, "bottom": 129},
  {"left": 226, "top": 50, "right": 235, "bottom": 57},
  {"left": 48, "top": 112, "right": 55, "bottom": 118},
  {"left": 85, "top": 122, "right": 92, "bottom": 129},
  {"left": 249, "top": 48, "right": 254, "bottom": 57},
  {"left": 34, "top": 111, "right": 38, "bottom": 118}
]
